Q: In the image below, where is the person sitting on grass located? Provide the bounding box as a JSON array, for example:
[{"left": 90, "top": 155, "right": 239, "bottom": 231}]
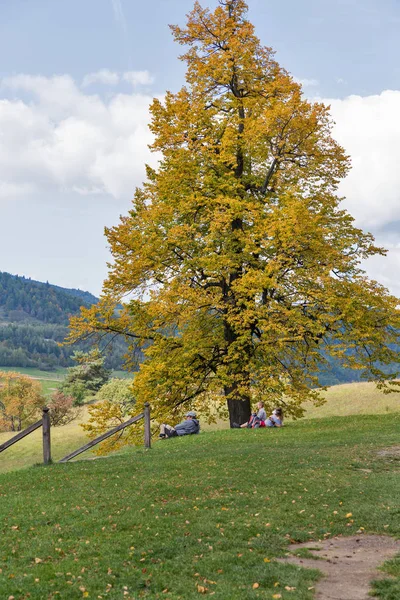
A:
[
  {"left": 265, "top": 408, "right": 284, "bottom": 427},
  {"left": 232, "top": 401, "right": 267, "bottom": 429},
  {"left": 159, "top": 411, "right": 200, "bottom": 438}
]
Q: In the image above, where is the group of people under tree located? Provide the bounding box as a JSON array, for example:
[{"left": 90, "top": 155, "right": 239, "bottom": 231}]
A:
[
  {"left": 159, "top": 403, "right": 283, "bottom": 438},
  {"left": 233, "top": 402, "right": 283, "bottom": 429}
]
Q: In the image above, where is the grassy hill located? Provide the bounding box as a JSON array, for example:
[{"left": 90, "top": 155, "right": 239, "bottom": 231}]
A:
[
  {"left": 303, "top": 381, "right": 400, "bottom": 419},
  {"left": 1, "top": 379, "right": 400, "bottom": 474},
  {"left": 0, "top": 414, "right": 399, "bottom": 599}
]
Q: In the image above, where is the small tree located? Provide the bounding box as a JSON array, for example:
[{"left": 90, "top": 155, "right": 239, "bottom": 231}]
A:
[
  {"left": 69, "top": 0, "right": 400, "bottom": 430},
  {"left": 0, "top": 371, "right": 44, "bottom": 431},
  {"left": 48, "top": 390, "right": 82, "bottom": 427},
  {"left": 81, "top": 378, "right": 135, "bottom": 454},
  {"left": 61, "top": 350, "right": 111, "bottom": 405}
]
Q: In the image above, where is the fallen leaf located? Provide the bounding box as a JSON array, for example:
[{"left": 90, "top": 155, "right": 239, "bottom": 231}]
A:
[{"left": 252, "top": 583, "right": 259, "bottom": 589}]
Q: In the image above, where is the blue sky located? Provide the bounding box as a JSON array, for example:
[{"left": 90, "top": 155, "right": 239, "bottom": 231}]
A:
[
  {"left": 1, "top": 0, "right": 400, "bottom": 295},
  {"left": 2, "top": 0, "right": 400, "bottom": 97}
]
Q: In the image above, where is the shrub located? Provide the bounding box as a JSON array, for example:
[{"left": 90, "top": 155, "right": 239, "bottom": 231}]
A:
[{"left": 48, "top": 391, "right": 82, "bottom": 427}]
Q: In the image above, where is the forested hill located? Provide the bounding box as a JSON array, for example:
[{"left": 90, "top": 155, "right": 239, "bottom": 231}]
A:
[
  {"left": 0, "top": 272, "right": 96, "bottom": 325},
  {"left": 0, "top": 272, "right": 126, "bottom": 371},
  {"left": 33, "top": 281, "right": 98, "bottom": 307}
]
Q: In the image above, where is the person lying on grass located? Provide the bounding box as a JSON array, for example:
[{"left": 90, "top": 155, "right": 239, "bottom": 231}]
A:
[
  {"left": 159, "top": 411, "right": 200, "bottom": 438},
  {"left": 232, "top": 401, "right": 267, "bottom": 428}
]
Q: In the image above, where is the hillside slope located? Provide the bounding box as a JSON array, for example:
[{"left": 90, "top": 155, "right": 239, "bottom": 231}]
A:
[
  {"left": 0, "top": 272, "right": 126, "bottom": 370},
  {"left": 303, "top": 381, "right": 400, "bottom": 418},
  {"left": 0, "top": 416, "right": 399, "bottom": 599}
]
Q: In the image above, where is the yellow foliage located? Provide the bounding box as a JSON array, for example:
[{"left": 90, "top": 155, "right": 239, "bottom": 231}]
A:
[{"left": 0, "top": 371, "right": 44, "bottom": 432}]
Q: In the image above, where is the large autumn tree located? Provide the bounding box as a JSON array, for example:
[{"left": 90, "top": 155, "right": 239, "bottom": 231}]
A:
[{"left": 69, "top": 0, "right": 400, "bottom": 427}]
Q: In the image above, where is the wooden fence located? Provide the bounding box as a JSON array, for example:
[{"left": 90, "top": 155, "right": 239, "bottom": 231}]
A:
[
  {"left": 0, "top": 403, "right": 151, "bottom": 466},
  {"left": 0, "top": 407, "right": 51, "bottom": 464},
  {"left": 59, "top": 403, "right": 151, "bottom": 463}
]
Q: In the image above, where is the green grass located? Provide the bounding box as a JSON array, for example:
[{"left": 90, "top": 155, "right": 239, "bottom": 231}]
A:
[
  {"left": 0, "top": 366, "right": 67, "bottom": 379},
  {"left": 112, "top": 370, "right": 134, "bottom": 379},
  {"left": 303, "top": 381, "right": 400, "bottom": 419},
  {"left": 0, "top": 414, "right": 399, "bottom": 599}
]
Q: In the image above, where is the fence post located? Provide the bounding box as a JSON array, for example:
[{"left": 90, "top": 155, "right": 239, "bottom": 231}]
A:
[
  {"left": 42, "top": 407, "right": 51, "bottom": 465},
  {"left": 144, "top": 403, "right": 151, "bottom": 449}
]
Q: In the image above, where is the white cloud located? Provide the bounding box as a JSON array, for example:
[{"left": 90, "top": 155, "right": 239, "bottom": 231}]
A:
[
  {"left": 81, "top": 69, "right": 154, "bottom": 88},
  {"left": 294, "top": 77, "right": 319, "bottom": 87},
  {"left": 82, "top": 69, "right": 120, "bottom": 87},
  {"left": 363, "top": 244, "right": 400, "bottom": 298},
  {"left": 123, "top": 70, "right": 154, "bottom": 86},
  {"left": 1, "top": 74, "right": 400, "bottom": 295},
  {"left": 0, "top": 73, "right": 157, "bottom": 200},
  {"left": 327, "top": 90, "right": 400, "bottom": 229}
]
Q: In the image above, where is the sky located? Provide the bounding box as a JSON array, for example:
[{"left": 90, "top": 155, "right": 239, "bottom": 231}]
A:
[{"left": 1, "top": 0, "right": 400, "bottom": 296}]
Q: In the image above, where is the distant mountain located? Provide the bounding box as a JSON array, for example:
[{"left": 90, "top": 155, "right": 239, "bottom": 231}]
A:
[
  {"left": 32, "top": 280, "right": 99, "bottom": 306},
  {"left": 0, "top": 272, "right": 126, "bottom": 371},
  {"left": 0, "top": 272, "right": 97, "bottom": 325}
]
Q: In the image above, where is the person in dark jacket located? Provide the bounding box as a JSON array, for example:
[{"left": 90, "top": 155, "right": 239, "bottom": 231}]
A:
[{"left": 159, "top": 411, "right": 200, "bottom": 438}]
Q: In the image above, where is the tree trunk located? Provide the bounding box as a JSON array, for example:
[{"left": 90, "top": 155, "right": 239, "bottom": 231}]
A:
[
  {"left": 223, "top": 312, "right": 252, "bottom": 427},
  {"left": 225, "top": 385, "right": 251, "bottom": 427}
]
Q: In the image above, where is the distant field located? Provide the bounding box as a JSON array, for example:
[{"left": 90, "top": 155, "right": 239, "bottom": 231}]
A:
[
  {"left": 112, "top": 369, "right": 134, "bottom": 379},
  {"left": 0, "top": 366, "right": 65, "bottom": 396},
  {"left": 0, "top": 366, "right": 132, "bottom": 379},
  {"left": 0, "top": 366, "right": 133, "bottom": 397},
  {"left": 303, "top": 381, "right": 400, "bottom": 419},
  {"left": 0, "top": 366, "right": 67, "bottom": 379}
]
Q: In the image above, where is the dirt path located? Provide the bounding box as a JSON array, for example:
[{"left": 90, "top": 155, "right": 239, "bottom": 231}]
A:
[{"left": 278, "top": 535, "right": 400, "bottom": 600}]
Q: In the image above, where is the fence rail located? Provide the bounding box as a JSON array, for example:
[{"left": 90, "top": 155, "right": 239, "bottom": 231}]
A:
[
  {"left": 0, "top": 407, "right": 51, "bottom": 464},
  {"left": 0, "top": 419, "right": 43, "bottom": 453},
  {"left": 0, "top": 403, "right": 151, "bottom": 467},
  {"left": 59, "top": 410, "right": 146, "bottom": 463}
]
